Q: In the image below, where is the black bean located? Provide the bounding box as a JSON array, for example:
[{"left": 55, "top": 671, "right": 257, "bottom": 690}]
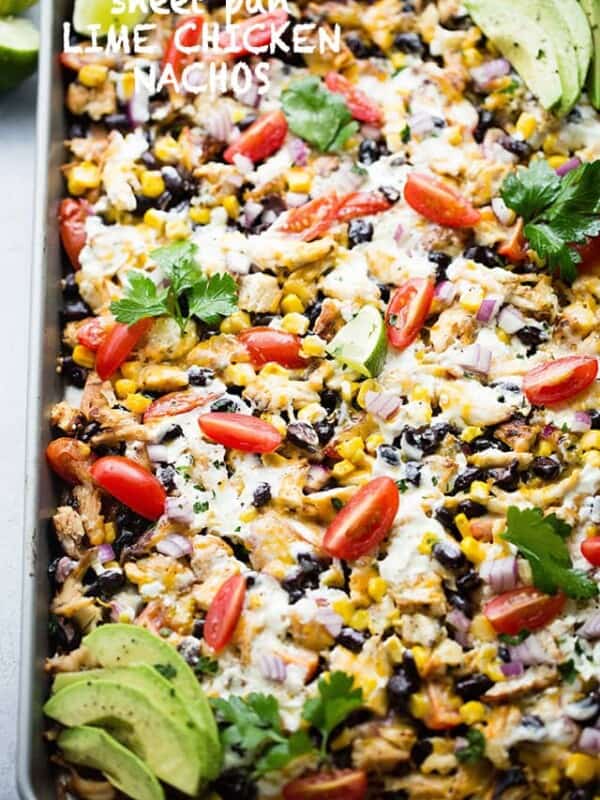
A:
[
  {"left": 358, "top": 138, "right": 386, "bottom": 165},
  {"left": 251, "top": 314, "right": 275, "bottom": 327},
  {"left": 336, "top": 627, "right": 369, "bottom": 653},
  {"left": 445, "top": 586, "right": 472, "bottom": 617},
  {"left": 49, "top": 615, "right": 81, "bottom": 653},
  {"left": 435, "top": 506, "right": 459, "bottom": 538},
  {"left": 498, "top": 644, "right": 511, "bottom": 663},
  {"left": 443, "top": 14, "right": 471, "bottom": 30},
  {"left": 492, "top": 768, "right": 527, "bottom": 799},
  {"left": 451, "top": 467, "right": 484, "bottom": 494},
  {"left": 68, "top": 121, "right": 88, "bottom": 138},
  {"left": 115, "top": 507, "right": 150, "bottom": 536},
  {"left": 112, "top": 529, "right": 139, "bottom": 559},
  {"left": 388, "top": 652, "right": 420, "bottom": 711},
  {"left": 500, "top": 136, "right": 531, "bottom": 160},
  {"left": 85, "top": 569, "right": 125, "bottom": 599},
  {"left": 456, "top": 570, "right": 481, "bottom": 594},
  {"left": 104, "top": 112, "right": 131, "bottom": 130},
  {"left": 314, "top": 420, "right": 335, "bottom": 444},
  {"left": 473, "top": 110, "right": 495, "bottom": 143},
  {"left": 455, "top": 673, "right": 493, "bottom": 700},
  {"left": 405, "top": 461, "right": 421, "bottom": 487},
  {"left": 252, "top": 482, "right": 271, "bottom": 508},
  {"left": 345, "top": 33, "right": 372, "bottom": 60},
  {"left": 379, "top": 185, "right": 401, "bottom": 204},
  {"left": 160, "top": 424, "right": 183, "bottom": 443},
  {"left": 238, "top": 113, "right": 258, "bottom": 130},
  {"left": 393, "top": 32, "right": 424, "bottom": 54},
  {"left": 589, "top": 410, "right": 600, "bottom": 430},
  {"left": 567, "top": 107, "right": 583, "bottom": 123},
  {"left": 348, "top": 218, "right": 374, "bottom": 248},
  {"left": 463, "top": 245, "right": 502, "bottom": 267},
  {"left": 305, "top": 299, "right": 323, "bottom": 329},
  {"left": 521, "top": 714, "right": 544, "bottom": 730},
  {"left": 178, "top": 636, "right": 202, "bottom": 666},
  {"left": 432, "top": 541, "right": 465, "bottom": 570},
  {"left": 213, "top": 769, "right": 257, "bottom": 800},
  {"left": 62, "top": 299, "right": 92, "bottom": 321},
  {"left": 398, "top": 423, "right": 451, "bottom": 456},
  {"left": 161, "top": 165, "right": 183, "bottom": 193},
  {"left": 79, "top": 421, "right": 101, "bottom": 442},
  {"left": 282, "top": 554, "right": 328, "bottom": 603},
  {"left": 60, "top": 357, "right": 87, "bottom": 389},
  {"left": 192, "top": 618, "right": 205, "bottom": 639},
  {"left": 411, "top": 739, "right": 433, "bottom": 766},
  {"left": 287, "top": 422, "right": 320, "bottom": 451},
  {"left": 516, "top": 325, "right": 547, "bottom": 355},
  {"left": 188, "top": 366, "right": 214, "bottom": 386},
  {"left": 378, "top": 444, "right": 402, "bottom": 466},
  {"left": 320, "top": 389, "right": 338, "bottom": 413},
  {"left": 61, "top": 272, "right": 81, "bottom": 299},
  {"left": 456, "top": 499, "right": 486, "bottom": 518},
  {"left": 378, "top": 283, "right": 391, "bottom": 303},
  {"left": 428, "top": 250, "right": 452, "bottom": 282},
  {"left": 210, "top": 396, "right": 240, "bottom": 413},
  {"left": 469, "top": 435, "right": 510, "bottom": 452},
  {"left": 531, "top": 456, "right": 561, "bottom": 480},
  {"left": 156, "top": 465, "right": 177, "bottom": 492},
  {"left": 487, "top": 460, "right": 520, "bottom": 492}
]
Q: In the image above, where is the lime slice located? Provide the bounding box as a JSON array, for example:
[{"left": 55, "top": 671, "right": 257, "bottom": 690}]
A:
[
  {"left": 326, "top": 305, "right": 387, "bottom": 378},
  {"left": 0, "top": 17, "right": 38, "bottom": 93},
  {"left": 0, "top": 0, "right": 37, "bottom": 14},
  {"left": 73, "top": 0, "right": 148, "bottom": 36}
]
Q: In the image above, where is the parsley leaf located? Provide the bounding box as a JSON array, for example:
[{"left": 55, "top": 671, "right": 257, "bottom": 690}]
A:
[
  {"left": 188, "top": 273, "right": 238, "bottom": 325},
  {"left": 110, "top": 272, "right": 168, "bottom": 325},
  {"left": 302, "top": 671, "right": 363, "bottom": 756},
  {"left": 282, "top": 77, "right": 358, "bottom": 152},
  {"left": 502, "top": 506, "right": 598, "bottom": 599},
  {"left": 456, "top": 728, "right": 486, "bottom": 763}
]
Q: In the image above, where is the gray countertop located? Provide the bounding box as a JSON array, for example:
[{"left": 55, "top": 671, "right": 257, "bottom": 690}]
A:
[{"left": 0, "top": 70, "right": 38, "bottom": 799}]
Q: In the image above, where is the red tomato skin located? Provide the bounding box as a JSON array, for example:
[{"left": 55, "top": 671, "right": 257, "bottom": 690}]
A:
[
  {"left": 91, "top": 456, "right": 166, "bottom": 520},
  {"left": 204, "top": 574, "right": 246, "bottom": 653},
  {"left": 325, "top": 72, "right": 382, "bottom": 124},
  {"left": 523, "top": 356, "right": 598, "bottom": 407},
  {"left": 199, "top": 413, "right": 283, "bottom": 453},
  {"left": 283, "top": 770, "right": 367, "bottom": 800},
  {"left": 323, "top": 477, "right": 399, "bottom": 561},
  {"left": 335, "top": 191, "right": 391, "bottom": 222},
  {"left": 581, "top": 536, "right": 600, "bottom": 567},
  {"left": 280, "top": 192, "right": 391, "bottom": 241},
  {"left": 143, "top": 391, "right": 217, "bottom": 422},
  {"left": 224, "top": 111, "right": 288, "bottom": 165},
  {"left": 386, "top": 279, "right": 434, "bottom": 350},
  {"left": 498, "top": 218, "right": 527, "bottom": 263},
  {"left": 95, "top": 319, "right": 153, "bottom": 381},
  {"left": 163, "top": 15, "right": 204, "bottom": 76},
  {"left": 46, "top": 438, "right": 93, "bottom": 485},
  {"left": 77, "top": 318, "right": 106, "bottom": 352},
  {"left": 404, "top": 173, "right": 481, "bottom": 228},
  {"left": 59, "top": 198, "right": 91, "bottom": 270},
  {"left": 484, "top": 587, "right": 566, "bottom": 636},
  {"left": 239, "top": 328, "right": 307, "bottom": 369},
  {"left": 577, "top": 235, "right": 600, "bottom": 271},
  {"left": 220, "top": 10, "right": 288, "bottom": 57}
]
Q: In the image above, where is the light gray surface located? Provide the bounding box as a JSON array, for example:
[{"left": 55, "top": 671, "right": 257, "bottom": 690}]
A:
[{"left": 0, "top": 71, "right": 38, "bottom": 799}]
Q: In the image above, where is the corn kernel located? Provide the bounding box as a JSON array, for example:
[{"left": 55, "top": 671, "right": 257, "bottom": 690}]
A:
[
  {"left": 143, "top": 208, "right": 166, "bottom": 231},
  {"left": 461, "top": 426, "right": 482, "bottom": 443},
  {"left": 411, "top": 385, "right": 430, "bottom": 402},
  {"left": 471, "top": 613, "right": 496, "bottom": 642},
  {"left": 418, "top": 532, "right": 438, "bottom": 555},
  {"left": 538, "top": 766, "right": 561, "bottom": 795},
  {"left": 262, "top": 413, "right": 287, "bottom": 437},
  {"left": 463, "top": 47, "right": 482, "bottom": 67},
  {"left": 120, "top": 71, "right": 135, "bottom": 100},
  {"left": 223, "top": 363, "right": 255, "bottom": 387},
  {"left": 281, "top": 313, "right": 309, "bottom": 335},
  {"left": 470, "top": 481, "right": 489, "bottom": 502},
  {"left": 332, "top": 459, "right": 355, "bottom": 478},
  {"left": 459, "top": 285, "right": 484, "bottom": 313},
  {"left": 72, "top": 344, "right": 95, "bottom": 369},
  {"left": 584, "top": 450, "right": 600, "bottom": 468},
  {"left": 460, "top": 701, "right": 487, "bottom": 724},
  {"left": 337, "top": 437, "right": 365, "bottom": 464},
  {"left": 103, "top": 522, "right": 117, "bottom": 544},
  {"left": 298, "top": 403, "right": 326, "bottom": 424},
  {"left": 411, "top": 646, "right": 430, "bottom": 673},
  {"left": 390, "top": 52, "right": 406, "bottom": 69},
  {"left": 332, "top": 598, "right": 354, "bottom": 624},
  {"left": 68, "top": 161, "right": 101, "bottom": 195},
  {"left": 542, "top": 134, "right": 558, "bottom": 155},
  {"left": 483, "top": 662, "right": 506, "bottom": 682},
  {"left": 123, "top": 393, "right": 153, "bottom": 414},
  {"left": 220, "top": 311, "right": 252, "bottom": 334},
  {"left": 461, "top": 536, "right": 486, "bottom": 564},
  {"left": 240, "top": 507, "right": 258, "bottom": 523},
  {"left": 548, "top": 155, "right": 568, "bottom": 170},
  {"left": 351, "top": 609, "right": 370, "bottom": 630},
  {"left": 189, "top": 206, "right": 211, "bottom": 225},
  {"left": 454, "top": 513, "right": 471, "bottom": 538},
  {"left": 120, "top": 361, "right": 141, "bottom": 381},
  {"left": 384, "top": 635, "right": 404, "bottom": 663},
  {"left": 365, "top": 433, "right": 385, "bottom": 454},
  {"left": 165, "top": 218, "right": 190, "bottom": 241},
  {"left": 281, "top": 293, "right": 304, "bottom": 314},
  {"left": 301, "top": 335, "right": 326, "bottom": 358},
  {"left": 537, "top": 439, "right": 554, "bottom": 457},
  {"left": 78, "top": 63, "right": 108, "bottom": 88},
  {"left": 496, "top": 327, "right": 511, "bottom": 344},
  {"left": 581, "top": 431, "right": 600, "bottom": 451},
  {"left": 409, "top": 692, "right": 430, "bottom": 719},
  {"left": 154, "top": 135, "right": 179, "bottom": 164},
  {"left": 141, "top": 170, "right": 166, "bottom": 198},
  {"left": 566, "top": 754, "right": 598, "bottom": 786},
  {"left": 286, "top": 168, "right": 311, "bottom": 194},
  {"left": 222, "top": 195, "right": 240, "bottom": 219},
  {"left": 367, "top": 577, "right": 387, "bottom": 602},
  {"left": 115, "top": 378, "right": 138, "bottom": 399},
  {"left": 357, "top": 379, "right": 381, "bottom": 410},
  {"left": 447, "top": 126, "right": 462, "bottom": 146},
  {"left": 516, "top": 113, "right": 537, "bottom": 140},
  {"left": 340, "top": 380, "right": 359, "bottom": 403}
]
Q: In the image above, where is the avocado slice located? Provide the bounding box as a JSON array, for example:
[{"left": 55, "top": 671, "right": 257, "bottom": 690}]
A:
[
  {"left": 465, "top": 0, "right": 563, "bottom": 110},
  {"left": 552, "top": 0, "right": 592, "bottom": 87},
  {"left": 58, "top": 726, "right": 165, "bottom": 800},
  {"left": 82, "top": 624, "right": 221, "bottom": 778},
  {"left": 44, "top": 680, "right": 203, "bottom": 796},
  {"left": 580, "top": 0, "right": 600, "bottom": 109}
]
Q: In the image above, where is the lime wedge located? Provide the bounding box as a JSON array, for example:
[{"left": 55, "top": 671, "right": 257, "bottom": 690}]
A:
[
  {"left": 73, "top": 0, "right": 148, "bottom": 36},
  {"left": 0, "top": 0, "right": 37, "bottom": 14},
  {"left": 326, "top": 305, "right": 387, "bottom": 378},
  {"left": 0, "top": 17, "right": 38, "bottom": 93}
]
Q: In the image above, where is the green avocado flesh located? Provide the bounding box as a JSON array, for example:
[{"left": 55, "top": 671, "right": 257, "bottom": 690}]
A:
[{"left": 581, "top": 0, "right": 600, "bottom": 109}]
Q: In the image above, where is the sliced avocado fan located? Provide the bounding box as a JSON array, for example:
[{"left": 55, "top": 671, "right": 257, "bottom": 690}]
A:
[{"left": 580, "top": 0, "right": 600, "bottom": 109}]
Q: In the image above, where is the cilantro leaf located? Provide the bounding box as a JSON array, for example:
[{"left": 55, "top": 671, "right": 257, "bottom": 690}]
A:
[
  {"left": 282, "top": 77, "right": 358, "bottom": 152},
  {"left": 501, "top": 159, "right": 561, "bottom": 219},
  {"left": 502, "top": 506, "right": 598, "bottom": 599},
  {"left": 302, "top": 671, "right": 363, "bottom": 756},
  {"left": 498, "top": 630, "right": 530, "bottom": 646},
  {"left": 254, "top": 730, "right": 313, "bottom": 776},
  {"left": 456, "top": 728, "right": 486, "bottom": 763},
  {"left": 193, "top": 656, "right": 218, "bottom": 676},
  {"left": 188, "top": 273, "right": 238, "bottom": 325},
  {"left": 151, "top": 240, "right": 198, "bottom": 276},
  {"left": 111, "top": 272, "right": 168, "bottom": 325},
  {"left": 524, "top": 221, "right": 581, "bottom": 283},
  {"left": 558, "top": 659, "right": 578, "bottom": 684}
]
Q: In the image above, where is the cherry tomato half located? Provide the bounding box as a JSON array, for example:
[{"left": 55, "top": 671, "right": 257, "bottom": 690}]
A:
[
  {"left": 323, "top": 477, "right": 399, "bottom": 560},
  {"left": 581, "top": 536, "right": 600, "bottom": 567},
  {"left": 76, "top": 318, "right": 106, "bottom": 352},
  {"left": 95, "top": 319, "right": 153, "bottom": 381},
  {"left": 280, "top": 191, "right": 391, "bottom": 242},
  {"left": 204, "top": 573, "right": 246, "bottom": 653},
  {"left": 335, "top": 191, "right": 392, "bottom": 222},
  {"left": 91, "top": 456, "right": 166, "bottom": 520},
  {"left": 46, "top": 438, "right": 93, "bottom": 485},
  {"left": 325, "top": 72, "right": 382, "bottom": 124},
  {"left": 224, "top": 110, "right": 288, "bottom": 165},
  {"left": 386, "top": 278, "right": 434, "bottom": 350},
  {"left": 498, "top": 218, "right": 527, "bottom": 263},
  {"left": 143, "top": 391, "right": 216, "bottom": 423},
  {"left": 404, "top": 173, "right": 481, "bottom": 228},
  {"left": 283, "top": 770, "right": 367, "bottom": 800},
  {"left": 239, "top": 327, "right": 307, "bottom": 369},
  {"left": 523, "top": 356, "right": 598, "bottom": 407},
  {"left": 199, "top": 412, "right": 283, "bottom": 453},
  {"left": 219, "top": 10, "right": 288, "bottom": 57},
  {"left": 59, "top": 198, "right": 91, "bottom": 270},
  {"left": 484, "top": 586, "right": 566, "bottom": 636},
  {"left": 577, "top": 234, "right": 600, "bottom": 271}
]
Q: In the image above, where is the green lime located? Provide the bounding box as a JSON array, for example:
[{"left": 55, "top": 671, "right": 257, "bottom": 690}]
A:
[
  {"left": 326, "top": 305, "right": 387, "bottom": 378},
  {"left": 0, "top": 17, "right": 38, "bottom": 93},
  {"left": 73, "top": 0, "right": 148, "bottom": 36},
  {"left": 0, "top": 0, "right": 37, "bottom": 14}
]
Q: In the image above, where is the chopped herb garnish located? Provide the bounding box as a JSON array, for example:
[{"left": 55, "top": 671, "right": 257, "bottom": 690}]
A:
[
  {"left": 401, "top": 124, "right": 411, "bottom": 143},
  {"left": 281, "top": 77, "right": 358, "bottom": 152},
  {"left": 396, "top": 479, "right": 409, "bottom": 493},
  {"left": 302, "top": 671, "right": 364, "bottom": 758},
  {"left": 456, "top": 728, "right": 486, "bottom": 763},
  {"left": 193, "top": 500, "right": 209, "bottom": 513},
  {"left": 193, "top": 656, "right": 219, "bottom": 676},
  {"left": 154, "top": 663, "right": 177, "bottom": 680},
  {"left": 331, "top": 497, "right": 344, "bottom": 511},
  {"left": 498, "top": 630, "right": 530, "bottom": 646},
  {"left": 558, "top": 659, "right": 578, "bottom": 684}
]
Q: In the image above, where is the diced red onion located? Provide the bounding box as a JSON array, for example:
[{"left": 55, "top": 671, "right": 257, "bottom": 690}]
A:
[
  {"left": 315, "top": 606, "right": 344, "bottom": 637},
  {"left": 204, "top": 107, "right": 233, "bottom": 143},
  {"left": 459, "top": 344, "right": 492, "bottom": 376},
  {"left": 508, "top": 634, "right": 552, "bottom": 666},
  {"left": 233, "top": 75, "right": 260, "bottom": 108},
  {"left": 579, "top": 727, "right": 600, "bottom": 755},
  {"left": 56, "top": 557, "right": 77, "bottom": 583},
  {"left": 289, "top": 137, "right": 309, "bottom": 167},
  {"left": 447, "top": 608, "right": 471, "bottom": 632},
  {"left": 232, "top": 153, "right": 255, "bottom": 175},
  {"left": 165, "top": 496, "right": 194, "bottom": 525},
  {"left": 501, "top": 660, "right": 524, "bottom": 677},
  {"left": 260, "top": 654, "right": 287, "bottom": 683},
  {"left": 434, "top": 280, "right": 456, "bottom": 303},
  {"left": 147, "top": 444, "right": 169, "bottom": 463},
  {"left": 394, "top": 224, "right": 405, "bottom": 244},
  {"left": 476, "top": 296, "right": 501, "bottom": 323},
  {"left": 572, "top": 411, "right": 592, "bottom": 433},
  {"left": 408, "top": 111, "right": 437, "bottom": 136},
  {"left": 480, "top": 556, "right": 518, "bottom": 593},
  {"left": 470, "top": 58, "right": 510, "bottom": 89},
  {"left": 156, "top": 533, "right": 193, "bottom": 558},
  {"left": 579, "top": 612, "right": 600, "bottom": 640},
  {"left": 491, "top": 197, "right": 515, "bottom": 226},
  {"left": 286, "top": 192, "right": 310, "bottom": 208},
  {"left": 365, "top": 391, "right": 402, "bottom": 420},
  {"left": 97, "top": 543, "right": 115, "bottom": 564},
  {"left": 556, "top": 157, "right": 581, "bottom": 177},
  {"left": 498, "top": 305, "right": 526, "bottom": 334},
  {"left": 541, "top": 423, "right": 556, "bottom": 439},
  {"left": 243, "top": 201, "right": 263, "bottom": 228}
]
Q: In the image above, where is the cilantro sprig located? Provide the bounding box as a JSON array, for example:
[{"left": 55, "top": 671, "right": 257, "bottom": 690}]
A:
[
  {"left": 110, "top": 241, "right": 238, "bottom": 333},
  {"left": 500, "top": 159, "right": 600, "bottom": 282},
  {"left": 456, "top": 728, "right": 486, "bottom": 763},
  {"left": 502, "top": 506, "right": 598, "bottom": 599},
  {"left": 281, "top": 77, "right": 358, "bottom": 152},
  {"left": 302, "top": 670, "right": 363, "bottom": 758}
]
